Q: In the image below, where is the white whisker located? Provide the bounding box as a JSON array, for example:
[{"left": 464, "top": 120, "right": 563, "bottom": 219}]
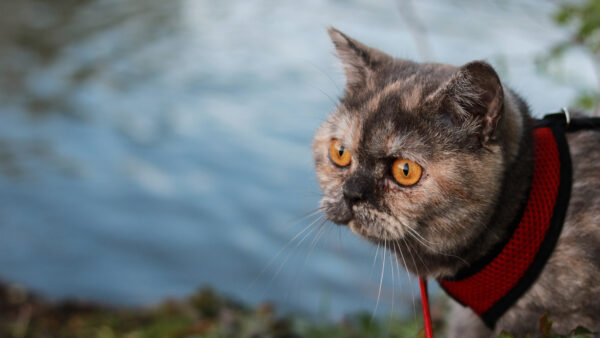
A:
[
  {"left": 395, "top": 239, "right": 417, "bottom": 321},
  {"left": 301, "top": 220, "right": 329, "bottom": 270},
  {"left": 286, "top": 218, "right": 329, "bottom": 303},
  {"left": 369, "top": 242, "right": 381, "bottom": 282},
  {"left": 402, "top": 237, "right": 423, "bottom": 321},
  {"left": 405, "top": 226, "right": 469, "bottom": 266},
  {"left": 248, "top": 214, "right": 323, "bottom": 291},
  {"left": 270, "top": 217, "right": 321, "bottom": 281},
  {"left": 388, "top": 245, "right": 396, "bottom": 335},
  {"left": 255, "top": 214, "right": 324, "bottom": 294},
  {"left": 372, "top": 239, "right": 387, "bottom": 320},
  {"left": 405, "top": 224, "right": 440, "bottom": 246}
]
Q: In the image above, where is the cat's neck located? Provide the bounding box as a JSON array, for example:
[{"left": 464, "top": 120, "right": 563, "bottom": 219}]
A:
[{"left": 451, "top": 88, "right": 535, "bottom": 272}]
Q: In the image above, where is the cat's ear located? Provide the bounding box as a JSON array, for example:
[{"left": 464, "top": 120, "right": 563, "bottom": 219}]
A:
[
  {"left": 440, "top": 61, "right": 504, "bottom": 145},
  {"left": 327, "top": 27, "right": 390, "bottom": 91}
]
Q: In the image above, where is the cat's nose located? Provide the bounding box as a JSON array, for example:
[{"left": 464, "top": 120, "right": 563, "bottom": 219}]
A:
[
  {"left": 343, "top": 185, "right": 363, "bottom": 203},
  {"left": 343, "top": 174, "right": 369, "bottom": 204}
]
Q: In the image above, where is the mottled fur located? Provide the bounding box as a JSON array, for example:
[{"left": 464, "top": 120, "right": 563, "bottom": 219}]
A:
[{"left": 313, "top": 27, "right": 600, "bottom": 336}]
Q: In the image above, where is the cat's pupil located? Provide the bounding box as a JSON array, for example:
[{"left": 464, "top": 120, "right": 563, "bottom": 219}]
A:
[
  {"left": 403, "top": 163, "right": 409, "bottom": 176},
  {"left": 338, "top": 146, "right": 344, "bottom": 157}
]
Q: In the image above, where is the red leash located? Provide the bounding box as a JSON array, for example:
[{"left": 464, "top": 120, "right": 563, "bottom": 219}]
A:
[{"left": 419, "top": 277, "right": 434, "bottom": 338}]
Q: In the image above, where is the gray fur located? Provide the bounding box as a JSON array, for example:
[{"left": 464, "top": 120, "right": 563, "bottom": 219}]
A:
[{"left": 313, "top": 27, "right": 600, "bottom": 336}]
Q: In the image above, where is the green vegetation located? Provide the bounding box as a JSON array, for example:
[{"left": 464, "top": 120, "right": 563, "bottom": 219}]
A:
[
  {"left": 539, "top": 0, "right": 600, "bottom": 110},
  {"left": 0, "top": 282, "right": 427, "bottom": 338}
]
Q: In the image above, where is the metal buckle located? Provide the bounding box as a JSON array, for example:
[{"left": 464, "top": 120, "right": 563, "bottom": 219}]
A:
[{"left": 561, "top": 107, "right": 571, "bottom": 126}]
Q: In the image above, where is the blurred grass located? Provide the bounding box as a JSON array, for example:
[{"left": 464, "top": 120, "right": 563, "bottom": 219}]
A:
[{"left": 0, "top": 281, "right": 431, "bottom": 338}]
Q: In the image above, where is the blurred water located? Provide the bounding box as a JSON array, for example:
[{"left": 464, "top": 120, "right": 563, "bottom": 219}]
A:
[{"left": 0, "top": 0, "right": 595, "bottom": 319}]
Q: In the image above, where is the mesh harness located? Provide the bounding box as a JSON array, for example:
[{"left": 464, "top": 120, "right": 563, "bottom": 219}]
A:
[{"left": 437, "top": 111, "right": 600, "bottom": 328}]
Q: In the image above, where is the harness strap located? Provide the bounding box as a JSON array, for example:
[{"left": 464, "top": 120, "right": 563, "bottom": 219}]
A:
[{"left": 536, "top": 110, "right": 600, "bottom": 132}]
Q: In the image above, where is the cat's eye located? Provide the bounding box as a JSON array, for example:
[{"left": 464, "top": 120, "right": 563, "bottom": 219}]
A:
[
  {"left": 391, "top": 158, "right": 422, "bottom": 186},
  {"left": 329, "top": 139, "right": 352, "bottom": 167}
]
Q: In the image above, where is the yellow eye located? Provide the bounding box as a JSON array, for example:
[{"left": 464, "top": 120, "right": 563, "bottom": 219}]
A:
[
  {"left": 329, "top": 139, "right": 352, "bottom": 167},
  {"left": 392, "top": 158, "right": 422, "bottom": 186}
]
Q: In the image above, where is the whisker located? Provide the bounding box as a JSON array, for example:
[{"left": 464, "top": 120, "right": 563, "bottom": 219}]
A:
[
  {"left": 286, "top": 218, "right": 329, "bottom": 303},
  {"left": 288, "top": 208, "right": 325, "bottom": 225},
  {"left": 387, "top": 246, "right": 396, "bottom": 337},
  {"left": 306, "top": 60, "right": 342, "bottom": 92},
  {"left": 405, "top": 226, "right": 469, "bottom": 266},
  {"left": 391, "top": 215, "right": 468, "bottom": 264},
  {"left": 405, "top": 224, "right": 441, "bottom": 246},
  {"left": 402, "top": 237, "right": 425, "bottom": 322},
  {"left": 299, "top": 219, "right": 329, "bottom": 276},
  {"left": 305, "top": 220, "right": 329, "bottom": 260},
  {"left": 392, "top": 241, "right": 403, "bottom": 297},
  {"left": 404, "top": 227, "right": 433, "bottom": 249},
  {"left": 404, "top": 234, "right": 430, "bottom": 276},
  {"left": 393, "top": 241, "right": 404, "bottom": 325},
  {"left": 372, "top": 239, "right": 387, "bottom": 320},
  {"left": 268, "top": 217, "right": 322, "bottom": 283},
  {"left": 368, "top": 242, "right": 381, "bottom": 282},
  {"left": 401, "top": 236, "right": 420, "bottom": 277},
  {"left": 395, "top": 239, "right": 417, "bottom": 321},
  {"left": 307, "top": 83, "right": 338, "bottom": 106},
  {"left": 248, "top": 214, "right": 324, "bottom": 291}
]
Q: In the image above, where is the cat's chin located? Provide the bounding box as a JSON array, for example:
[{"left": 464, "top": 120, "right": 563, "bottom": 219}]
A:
[
  {"left": 348, "top": 219, "right": 360, "bottom": 235},
  {"left": 348, "top": 204, "right": 401, "bottom": 241}
]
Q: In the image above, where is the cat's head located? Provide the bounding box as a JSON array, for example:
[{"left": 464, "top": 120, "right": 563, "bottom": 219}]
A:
[{"left": 313, "top": 28, "right": 520, "bottom": 262}]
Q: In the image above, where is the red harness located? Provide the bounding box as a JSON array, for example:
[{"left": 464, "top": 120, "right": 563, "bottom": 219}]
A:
[{"left": 437, "top": 118, "right": 574, "bottom": 328}]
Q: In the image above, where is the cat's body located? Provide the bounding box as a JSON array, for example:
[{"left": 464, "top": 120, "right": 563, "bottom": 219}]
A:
[
  {"left": 449, "top": 128, "right": 600, "bottom": 337},
  {"left": 313, "top": 27, "right": 600, "bottom": 337}
]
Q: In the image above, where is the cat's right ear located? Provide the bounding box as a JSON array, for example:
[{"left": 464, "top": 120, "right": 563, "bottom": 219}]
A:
[
  {"left": 327, "top": 27, "right": 390, "bottom": 91},
  {"left": 438, "top": 61, "right": 504, "bottom": 146}
]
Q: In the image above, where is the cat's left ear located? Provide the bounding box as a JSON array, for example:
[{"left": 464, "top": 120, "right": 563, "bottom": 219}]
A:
[
  {"left": 327, "top": 27, "right": 391, "bottom": 92},
  {"left": 440, "top": 61, "right": 504, "bottom": 145}
]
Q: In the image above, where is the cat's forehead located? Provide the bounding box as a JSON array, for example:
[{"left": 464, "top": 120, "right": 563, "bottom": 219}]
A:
[
  {"left": 342, "top": 62, "right": 457, "bottom": 111},
  {"left": 328, "top": 64, "right": 456, "bottom": 156}
]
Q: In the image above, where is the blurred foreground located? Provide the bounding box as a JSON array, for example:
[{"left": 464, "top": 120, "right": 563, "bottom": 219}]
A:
[
  {"left": 0, "top": 281, "right": 432, "bottom": 338},
  {"left": 2, "top": 280, "right": 595, "bottom": 338}
]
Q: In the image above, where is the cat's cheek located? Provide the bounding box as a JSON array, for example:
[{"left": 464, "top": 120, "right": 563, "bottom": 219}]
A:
[
  {"left": 316, "top": 166, "right": 346, "bottom": 196},
  {"left": 383, "top": 178, "right": 411, "bottom": 200}
]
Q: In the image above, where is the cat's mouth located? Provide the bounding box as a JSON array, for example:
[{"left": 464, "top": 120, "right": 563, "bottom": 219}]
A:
[{"left": 348, "top": 204, "right": 401, "bottom": 241}]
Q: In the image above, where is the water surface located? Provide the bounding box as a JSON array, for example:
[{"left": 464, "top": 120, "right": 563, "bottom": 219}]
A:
[{"left": 0, "top": 0, "right": 593, "bottom": 319}]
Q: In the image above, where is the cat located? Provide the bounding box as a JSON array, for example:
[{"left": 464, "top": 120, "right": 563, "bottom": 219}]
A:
[{"left": 313, "top": 27, "right": 600, "bottom": 337}]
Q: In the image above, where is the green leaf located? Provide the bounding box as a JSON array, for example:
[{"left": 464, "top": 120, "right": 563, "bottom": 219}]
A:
[
  {"left": 572, "top": 326, "right": 593, "bottom": 335},
  {"left": 574, "top": 92, "right": 600, "bottom": 110},
  {"left": 554, "top": 5, "right": 576, "bottom": 24}
]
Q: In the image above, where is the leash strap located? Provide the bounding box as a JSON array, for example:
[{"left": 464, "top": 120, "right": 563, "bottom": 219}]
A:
[{"left": 419, "top": 277, "right": 434, "bottom": 338}]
